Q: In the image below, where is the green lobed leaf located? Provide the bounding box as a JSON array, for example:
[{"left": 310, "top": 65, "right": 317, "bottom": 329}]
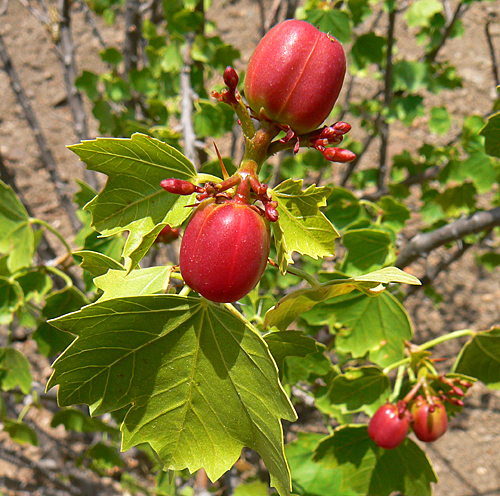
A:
[
  {"left": 0, "top": 277, "right": 24, "bottom": 325},
  {"left": 452, "top": 327, "right": 500, "bottom": 389},
  {"left": 350, "top": 33, "right": 386, "bottom": 71},
  {"left": 283, "top": 351, "right": 338, "bottom": 388},
  {"left": 233, "top": 480, "right": 270, "bottom": 496},
  {"left": 0, "top": 347, "right": 33, "bottom": 394},
  {"left": 429, "top": 106, "right": 452, "bottom": 135},
  {"left": 341, "top": 229, "right": 394, "bottom": 276},
  {"left": 324, "top": 187, "right": 365, "bottom": 232},
  {"left": 264, "top": 267, "right": 419, "bottom": 332},
  {"left": 301, "top": 9, "right": 352, "bottom": 44},
  {"left": 47, "top": 295, "right": 297, "bottom": 495},
  {"left": 313, "top": 425, "right": 437, "bottom": 496},
  {"left": 480, "top": 111, "right": 500, "bottom": 158},
  {"left": 51, "top": 407, "right": 119, "bottom": 436},
  {"left": 271, "top": 180, "right": 339, "bottom": 274},
  {"left": 86, "top": 442, "right": 124, "bottom": 469},
  {"left": 0, "top": 180, "right": 35, "bottom": 273},
  {"left": 69, "top": 134, "right": 197, "bottom": 267},
  {"left": 13, "top": 269, "right": 53, "bottom": 304},
  {"left": 329, "top": 291, "right": 414, "bottom": 367},
  {"left": 317, "top": 366, "right": 391, "bottom": 417},
  {"left": 32, "top": 286, "right": 89, "bottom": 357},
  {"left": 194, "top": 99, "right": 235, "bottom": 138},
  {"left": 2, "top": 418, "right": 39, "bottom": 446},
  {"left": 285, "top": 432, "right": 352, "bottom": 496},
  {"left": 94, "top": 266, "right": 172, "bottom": 300},
  {"left": 73, "top": 250, "right": 125, "bottom": 277},
  {"left": 446, "top": 152, "right": 498, "bottom": 194},
  {"left": 264, "top": 330, "right": 324, "bottom": 377},
  {"left": 404, "top": 0, "right": 443, "bottom": 28}
]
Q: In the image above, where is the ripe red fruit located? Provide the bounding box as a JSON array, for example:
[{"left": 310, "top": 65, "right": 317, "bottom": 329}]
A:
[
  {"left": 411, "top": 397, "right": 448, "bottom": 442},
  {"left": 368, "top": 403, "right": 410, "bottom": 450},
  {"left": 244, "top": 19, "right": 346, "bottom": 135},
  {"left": 179, "top": 199, "right": 270, "bottom": 303}
]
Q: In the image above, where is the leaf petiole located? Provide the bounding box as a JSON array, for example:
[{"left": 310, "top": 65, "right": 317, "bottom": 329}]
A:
[
  {"left": 284, "top": 265, "right": 320, "bottom": 288},
  {"left": 29, "top": 218, "right": 72, "bottom": 256},
  {"left": 45, "top": 265, "right": 73, "bottom": 289}
]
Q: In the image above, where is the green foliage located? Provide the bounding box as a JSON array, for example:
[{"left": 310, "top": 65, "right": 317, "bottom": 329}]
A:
[
  {"left": 271, "top": 180, "right": 338, "bottom": 273},
  {"left": 47, "top": 295, "right": 296, "bottom": 494},
  {"left": 2, "top": 1, "right": 500, "bottom": 494},
  {"left": 314, "top": 425, "right": 437, "bottom": 496},
  {"left": 453, "top": 328, "right": 500, "bottom": 389},
  {"left": 0, "top": 181, "right": 35, "bottom": 272},
  {"left": 0, "top": 347, "right": 32, "bottom": 394}
]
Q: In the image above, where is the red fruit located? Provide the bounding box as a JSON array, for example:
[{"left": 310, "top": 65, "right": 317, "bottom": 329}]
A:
[
  {"left": 155, "top": 225, "right": 181, "bottom": 244},
  {"left": 411, "top": 397, "right": 448, "bottom": 442},
  {"left": 368, "top": 403, "right": 410, "bottom": 450},
  {"left": 244, "top": 19, "right": 346, "bottom": 134},
  {"left": 179, "top": 199, "right": 270, "bottom": 303}
]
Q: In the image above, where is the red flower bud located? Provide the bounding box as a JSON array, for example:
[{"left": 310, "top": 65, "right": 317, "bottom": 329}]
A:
[{"left": 161, "top": 179, "right": 197, "bottom": 196}]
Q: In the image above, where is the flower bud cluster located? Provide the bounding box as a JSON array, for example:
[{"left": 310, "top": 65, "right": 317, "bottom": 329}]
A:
[{"left": 160, "top": 175, "right": 279, "bottom": 223}]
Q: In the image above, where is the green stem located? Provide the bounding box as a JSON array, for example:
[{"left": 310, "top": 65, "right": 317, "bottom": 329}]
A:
[
  {"left": 224, "top": 302, "right": 259, "bottom": 332},
  {"left": 418, "top": 329, "right": 476, "bottom": 351},
  {"left": 383, "top": 329, "right": 476, "bottom": 375},
  {"left": 179, "top": 285, "right": 191, "bottom": 297},
  {"left": 45, "top": 265, "right": 73, "bottom": 289},
  {"left": 389, "top": 365, "right": 406, "bottom": 402},
  {"left": 383, "top": 357, "right": 410, "bottom": 375},
  {"left": 234, "top": 95, "right": 256, "bottom": 139},
  {"left": 239, "top": 121, "right": 280, "bottom": 176},
  {"left": 30, "top": 218, "right": 72, "bottom": 255},
  {"left": 285, "top": 265, "right": 320, "bottom": 288}
]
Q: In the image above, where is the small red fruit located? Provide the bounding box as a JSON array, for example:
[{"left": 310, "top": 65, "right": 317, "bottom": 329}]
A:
[
  {"left": 244, "top": 19, "right": 346, "bottom": 134},
  {"left": 368, "top": 403, "right": 410, "bottom": 450},
  {"left": 411, "top": 397, "right": 448, "bottom": 442},
  {"left": 179, "top": 199, "right": 270, "bottom": 303}
]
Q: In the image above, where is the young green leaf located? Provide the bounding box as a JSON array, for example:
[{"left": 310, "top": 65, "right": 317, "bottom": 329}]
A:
[
  {"left": 271, "top": 180, "right": 338, "bottom": 274},
  {"left": 404, "top": 0, "right": 443, "bottom": 28},
  {"left": 32, "top": 286, "right": 90, "bottom": 357},
  {"left": 94, "top": 266, "right": 172, "bottom": 300},
  {"left": 330, "top": 292, "right": 414, "bottom": 367},
  {"left": 0, "top": 180, "right": 35, "bottom": 273},
  {"left": 0, "top": 277, "right": 24, "bottom": 325},
  {"left": 264, "top": 330, "right": 324, "bottom": 377},
  {"left": 51, "top": 408, "right": 119, "bottom": 436},
  {"left": 341, "top": 229, "right": 394, "bottom": 276},
  {"left": 480, "top": 111, "right": 500, "bottom": 158},
  {"left": 0, "top": 347, "right": 33, "bottom": 394},
  {"left": 47, "top": 295, "right": 297, "bottom": 495},
  {"left": 13, "top": 269, "right": 53, "bottom": 304},
  {"left": 2, "top": 419, "right": 39, "bottom": 446},
  {"left": 317, "top": 366, "right": 391, "bottom": 417},
  {"left": 73, "top": 250, "right": 124, "bottom": 278},
  {"left": 285, "top": 432, "right": 351, "bottom": 496}
]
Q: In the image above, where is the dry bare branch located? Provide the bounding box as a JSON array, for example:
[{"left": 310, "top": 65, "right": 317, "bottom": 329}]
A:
[
  {"left": 56, "top": 0, "right": 99, "bottom": 190},
  {"left": 0, "top": 32, "right": 81, "bottom": 232},
  {"left": 395, "top": 207, "right": 500, "bottom": 269}
]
